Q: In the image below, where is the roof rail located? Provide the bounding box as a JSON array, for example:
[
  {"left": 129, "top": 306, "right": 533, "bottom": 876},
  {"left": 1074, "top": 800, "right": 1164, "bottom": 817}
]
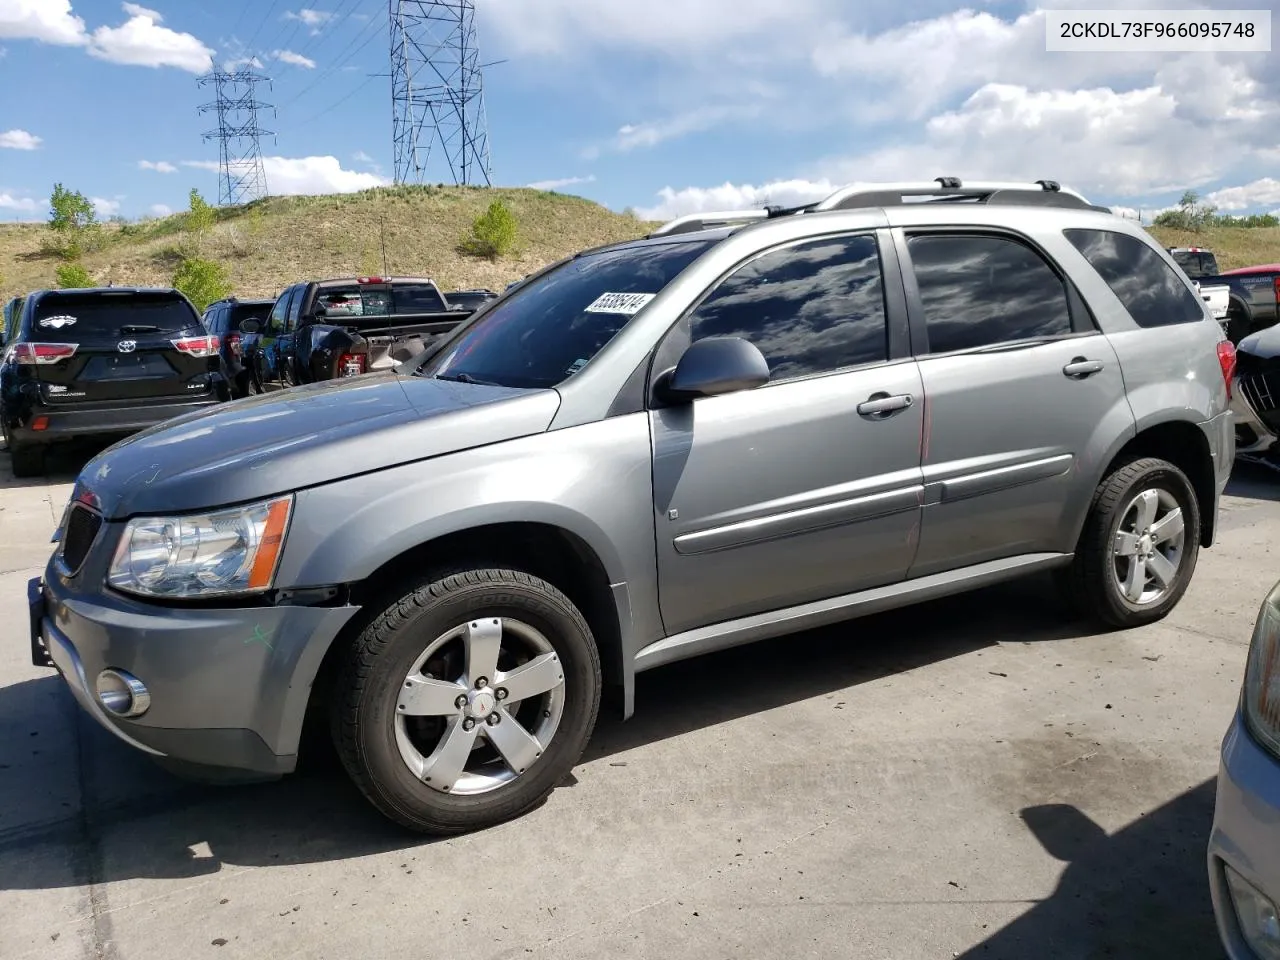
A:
[
  {"left": 648, "top": 209, "right": 769, "bottom": 238},
  {"left": 813, "top": 178, "right": 1100, "bottom": 212}
]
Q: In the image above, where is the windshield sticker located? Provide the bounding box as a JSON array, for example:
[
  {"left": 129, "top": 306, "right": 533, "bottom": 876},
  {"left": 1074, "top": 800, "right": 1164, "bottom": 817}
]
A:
[
  {"left": 566, "top": 358, "right": 589, "bottom": 376},
  {"left": 584, "top": 292, "right": 656, "bottom": 316},
  {"left": 39, "top": 315, "right": 78, "bottom": 329}
]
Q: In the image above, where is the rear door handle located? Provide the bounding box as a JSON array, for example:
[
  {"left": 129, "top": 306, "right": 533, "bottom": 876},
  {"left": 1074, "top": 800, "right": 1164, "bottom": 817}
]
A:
[
  {"left": 1063, "top": 358, "right": 1104, "bottom": 379},
  {"left": 857, "top": 392, "right": 914, "bottom": 417}
]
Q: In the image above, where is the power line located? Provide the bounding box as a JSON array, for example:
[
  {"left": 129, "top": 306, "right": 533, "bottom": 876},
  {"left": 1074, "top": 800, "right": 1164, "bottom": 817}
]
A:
[
  {"left": 297, "top": 73, "right": 381, "bottom": 125},
  {"left": 279, "top": 11, "right": 383, "bottom": 107}
]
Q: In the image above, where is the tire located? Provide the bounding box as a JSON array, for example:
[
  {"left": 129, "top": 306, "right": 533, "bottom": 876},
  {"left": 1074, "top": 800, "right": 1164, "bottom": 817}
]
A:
[
  {"left": 1060, "top": 457, "right": 1200, "bottom": 628},
  {"left": 331, "top": 568, "right": 601, "bottom": 835},
  {"left": 8, "top": 442, "right": 46, "bottom": 478}
]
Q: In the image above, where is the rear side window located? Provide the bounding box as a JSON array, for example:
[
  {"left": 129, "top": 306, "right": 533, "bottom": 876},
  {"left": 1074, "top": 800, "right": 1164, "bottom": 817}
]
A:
[
  {"left": 392, "top": 283, "right": 447, "bottom": 314},
  {"left": 907, "top": 234, "right": 1073, "bottom": 354},
  {"left": 1065, "top": 229, "right": 1205, "bottom": 328},
  {"left": 31, "top": 294, "right": 199, "bottom": 341},
  {"left": 688, "top": 234, "right": 888, "bottom": 380}
]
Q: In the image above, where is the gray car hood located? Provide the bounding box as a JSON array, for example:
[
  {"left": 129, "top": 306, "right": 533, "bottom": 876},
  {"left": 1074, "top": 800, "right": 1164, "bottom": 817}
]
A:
[{"left": 77, "top": 372, "right": 561, "bottom": 518}]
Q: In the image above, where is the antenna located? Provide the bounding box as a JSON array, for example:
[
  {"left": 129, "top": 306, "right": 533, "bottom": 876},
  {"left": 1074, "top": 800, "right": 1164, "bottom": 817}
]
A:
[
  {"left": 197, "top": 68, "right": 276, "bottom": 206},
  {"left": 390, "top": 0, "right": 493, "bottom": 186}
]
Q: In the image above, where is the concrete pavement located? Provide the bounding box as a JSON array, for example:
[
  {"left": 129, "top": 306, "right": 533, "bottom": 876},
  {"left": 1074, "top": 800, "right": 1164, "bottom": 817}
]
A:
[{"left": 2, "top": 445, "right": 1278, "bottom": 959}]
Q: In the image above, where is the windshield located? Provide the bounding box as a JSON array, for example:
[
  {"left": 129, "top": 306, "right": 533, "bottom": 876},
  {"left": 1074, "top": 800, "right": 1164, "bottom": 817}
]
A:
[
  {"left": 1171, "top": 251, "right": 1219, "bottom": 279},
  {"left": 32, "top": 294, "right": 199, "bottom": 340},
  {"left": 421, "top": 239, "right": 715, "bottom": 389}
]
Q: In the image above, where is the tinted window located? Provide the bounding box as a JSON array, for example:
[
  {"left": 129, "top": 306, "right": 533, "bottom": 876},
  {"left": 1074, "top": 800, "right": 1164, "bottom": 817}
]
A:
[
  {"left": 392, "top": 283, "right": 447, "bottom": 314},
  {"left": 228, "top": 303, "right": 270, "bottom": 332},
  {"left": 267, "top": 290, "right": 292, "bottom": 333},
  {"left": 31, "top": 293, "right": 200, "bottom": 341},
  {"left": 423, "top": 239, "right": 714, "bottom": 390},
  {"left": 1170, "top": 249, "right": 1219, "bottom": 279},
  {"left": 687, "top": 234, "right": 887, "bottom": 380},
  {"left": 1066, "top": 230, "right": 1205, "bottom": 328},
  {"left": 908, "top": 235, "right": 1072, "bottom": 354}
]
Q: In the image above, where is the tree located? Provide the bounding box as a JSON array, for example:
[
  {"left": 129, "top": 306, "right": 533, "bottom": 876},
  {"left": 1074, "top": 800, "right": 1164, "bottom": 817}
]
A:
[
  {"left": 1153, "top": 189, "right": 1220, "bottom": 233},
  {"left": 460, "top": 199, "right": 518, "bottom": 260},
  {"left": 48, "top": 183, "right": 98, "bottom": 259},
  {"left": 185, "top": 188, "right": 216, "bottom": 255},
  {"left": 172, "top": 258, "right": 231, "bottom": 312},
  {"left": 55, "top": 263, "right": 93, "bottom": 288}
]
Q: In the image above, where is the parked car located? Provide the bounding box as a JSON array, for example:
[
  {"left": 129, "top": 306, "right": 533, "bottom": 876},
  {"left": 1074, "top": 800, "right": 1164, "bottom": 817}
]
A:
[
  {"left": 200, "top": 296, "right": 275, "bottom": 399},
  {"left": 1217, "top": 263, "right": 1280, "bottom": 341},
  {"left": 1208, "top": 578, "right": 1280, "bottom": 960},
  {"left": 1, "top": 287, "right": 227, "bottom": 477},
  {"left": 441, "top": 289, "right": 499, "bottom": 314},
  {"left": 1225, "top": 326, "right": 1280, "bottom": 465},
  {"left": 28, "top": 178, "right": 1233, "bottom": 835},
  {"left": 239, "top": 276, "right": 475, "bottom": 390},
  {"left": 1168, "top": 248, "right": 1256, "bottom": 342}
]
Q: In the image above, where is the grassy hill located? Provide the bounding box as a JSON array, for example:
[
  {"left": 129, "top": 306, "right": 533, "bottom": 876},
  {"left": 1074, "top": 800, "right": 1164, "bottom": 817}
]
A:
[
  {"left": 0, "top": 186, "right": 658, "bottom": 303},
  {"left": 1, "top": 185, "right": 1277, "bottom": 306}
]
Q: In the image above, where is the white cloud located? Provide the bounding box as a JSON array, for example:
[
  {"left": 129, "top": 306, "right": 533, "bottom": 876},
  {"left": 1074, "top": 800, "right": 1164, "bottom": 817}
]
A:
[
  {"left": 0, "top": 0, "right": 87, "bottom": 45},
  {"left": 353, "top": 150, "right": 375, "bottom": 163},
  {"left": 183, "top": 155, "right": 391, "bottom": 195},
  {"left": 0, "top": 192, "right": 39, "bottom": 213},
  {"left": 91, "top": 196, "right": 122, "bottom": 217},
  {"left": 0, "top": 128, "right": 41, "bottom": 150},
  {"left": 224, "top": 54, "right": 264, "bottom": 70},
  {"left": 612, "top": 107, "right": 758, "bottom": 153},
  {"left": 1207, "top": 178, "right": 1280, "bottom": 212},
  {"left": 636, "top": 178, "right": 837, "bottom": 220},
  {"left": 274, "top": 48, "right": 315, "bottom": 68},
  {"left": 527, "top": 175, "right": 597, "bottom": 191},
  {"left": 88, "top": 3, "right": 214, "bottom": 73},
  {"left": 121, "top": 2, "right": 161, "bottom": 19},
  {"left": 149, "top": 203, "right": 173, "bottom": 217},
  {"left": 138, "top": 159, "right": 177, "bottom": 173},
  {"left": 285, "top": 8, "right": 333, "bottom": 34}
]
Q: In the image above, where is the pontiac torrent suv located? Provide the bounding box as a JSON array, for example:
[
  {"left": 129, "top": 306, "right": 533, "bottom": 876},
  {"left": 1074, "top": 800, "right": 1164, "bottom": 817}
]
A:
[{"left": 28, "top": 179, "right": 1236, "bottom": 835}]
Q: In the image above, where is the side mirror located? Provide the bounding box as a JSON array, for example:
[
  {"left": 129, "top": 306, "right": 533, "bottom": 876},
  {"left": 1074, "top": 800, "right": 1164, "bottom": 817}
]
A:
[
  {"left": 657, "top": 336, "right": 770, "bottom": 403},
  {"left": 239, "top": 317, "right": 262, "bottom": 334}
]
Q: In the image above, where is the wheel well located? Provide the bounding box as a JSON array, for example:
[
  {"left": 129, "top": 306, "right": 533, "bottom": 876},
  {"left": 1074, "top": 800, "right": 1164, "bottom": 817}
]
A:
[
  {"left": 1104, "top": 421, "right": 1215, "bottom": 547},
  {"left": 303, "top": 523, "right": 623, "bottom": 740}
]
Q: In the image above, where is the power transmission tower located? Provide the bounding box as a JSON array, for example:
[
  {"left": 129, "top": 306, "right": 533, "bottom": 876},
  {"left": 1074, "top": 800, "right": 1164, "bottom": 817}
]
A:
[
  {"left": 197, "top": 69, "right": 276, "bottom": 206},
  {"left": 390, "top": 0, "right": 493, "bottom": 186}
]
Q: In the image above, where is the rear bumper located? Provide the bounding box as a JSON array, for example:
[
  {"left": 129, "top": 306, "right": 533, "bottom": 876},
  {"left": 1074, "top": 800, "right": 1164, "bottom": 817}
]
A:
[
  {"left": 10, "top": 394, "right": 225, "bottom": 444},
  {"left": 1208, "top": 711, "right": 1280, "bottom": 959},
  {"left": 31, "top": 564, "right": 361, "bottom": 775}
]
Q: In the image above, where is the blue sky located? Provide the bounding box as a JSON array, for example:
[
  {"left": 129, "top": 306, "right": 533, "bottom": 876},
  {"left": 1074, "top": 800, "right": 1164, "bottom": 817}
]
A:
[{"left": 1, "top": 0, "right": 1278, "bottom": 222}]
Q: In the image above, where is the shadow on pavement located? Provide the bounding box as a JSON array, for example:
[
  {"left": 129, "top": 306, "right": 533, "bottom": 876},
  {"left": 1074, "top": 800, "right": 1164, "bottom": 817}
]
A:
[
  {"left": 0, "top": 573, "right": 1108, "bottom": 890},
  {"left": 1228, "top": 458, "right": 1280, "bottom": 502},
  {"left": 0, "top": 437, "right": 111, "bottom": 490},
  {"left": 958, "top": 780, "right": 1223, "bottom": 960}
]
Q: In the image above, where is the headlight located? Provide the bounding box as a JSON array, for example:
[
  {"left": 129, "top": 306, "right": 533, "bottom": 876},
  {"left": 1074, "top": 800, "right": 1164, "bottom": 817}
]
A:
[
  {"left": 1243, "top": 582, "right": 1280, "bottom": 758},
  {"left": 107, "top": 495, "right": 293, "bottom": 599}
]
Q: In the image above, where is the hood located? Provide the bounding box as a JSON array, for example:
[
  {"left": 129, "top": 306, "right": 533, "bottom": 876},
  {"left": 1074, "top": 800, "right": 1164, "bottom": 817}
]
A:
[
  {"left": 1237, "top": 326, "right": 1280, "bottom": 374},
  {"left": 77, "top": 371, "right": 561, "bottom": 518}
]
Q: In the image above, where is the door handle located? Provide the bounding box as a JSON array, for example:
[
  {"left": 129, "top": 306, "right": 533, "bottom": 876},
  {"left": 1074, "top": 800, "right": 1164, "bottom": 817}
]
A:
[
  {"left": 857, "top": 392, "right": 914, "bottom": 417},
  {"left": 1063, "top": 357, "right": 1104, "bottom": 379}
]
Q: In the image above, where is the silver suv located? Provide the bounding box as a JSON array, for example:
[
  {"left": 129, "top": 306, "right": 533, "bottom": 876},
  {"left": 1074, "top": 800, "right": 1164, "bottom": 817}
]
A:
[{"left": 28, "top": 179, "right": 1236, "bottom": 834}]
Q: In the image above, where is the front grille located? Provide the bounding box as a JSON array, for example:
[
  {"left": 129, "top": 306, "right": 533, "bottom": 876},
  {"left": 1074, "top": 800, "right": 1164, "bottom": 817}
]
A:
[
  {"left": 59, "top": 504, "right": 102, "bottom": 575},
  {"left": 1240, "top": 373, "right": 1279, "bottom": 415}
]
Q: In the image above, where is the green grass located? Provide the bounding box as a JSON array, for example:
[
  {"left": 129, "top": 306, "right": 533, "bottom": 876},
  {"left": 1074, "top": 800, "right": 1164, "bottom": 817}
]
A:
[{"left": 0, "top": 186, "right": 657, "bottom": 302}]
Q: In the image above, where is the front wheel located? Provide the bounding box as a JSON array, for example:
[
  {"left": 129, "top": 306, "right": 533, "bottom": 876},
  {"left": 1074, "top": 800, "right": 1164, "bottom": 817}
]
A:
[
  {"left": 332, "top": 568, "right": 601, "bottom": 834},
  {"left": 1060, "top": 456, "right": 1200, "bottom": 628}
]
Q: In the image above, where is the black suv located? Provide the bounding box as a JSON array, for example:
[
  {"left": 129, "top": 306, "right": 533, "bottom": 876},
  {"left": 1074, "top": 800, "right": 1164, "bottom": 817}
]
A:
[
  {"left": 201, "top": 296, "right": 275, "bottom": 399},
  {"left": 0, "top": 287, "right": 228, "bottom": 476}
]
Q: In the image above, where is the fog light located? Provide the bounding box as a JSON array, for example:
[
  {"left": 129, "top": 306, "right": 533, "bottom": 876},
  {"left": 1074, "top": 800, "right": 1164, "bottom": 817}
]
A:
[
  {"left": 95, "top": 669, "right": 151, "bottom": 718},
  {"left": 1226, "top": 864, "right": 1280, "bottom": 959}
]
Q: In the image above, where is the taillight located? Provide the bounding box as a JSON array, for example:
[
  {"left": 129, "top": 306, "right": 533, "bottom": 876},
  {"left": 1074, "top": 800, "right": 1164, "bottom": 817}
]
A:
[
  {"left": 338, "top": 353, "right": 366, "bottom": 376},
  {"left": 12, "top": 343, "right": 78, "bottom": 365},
  {"left": 171, "top": 335, "right": 220, "bottom": 357},
  {"left": 1218, "top": 340, "right": 1237, "bottom": 400},
  {"left": 225, "top": 332, "right": 242, "bottom": 357}
]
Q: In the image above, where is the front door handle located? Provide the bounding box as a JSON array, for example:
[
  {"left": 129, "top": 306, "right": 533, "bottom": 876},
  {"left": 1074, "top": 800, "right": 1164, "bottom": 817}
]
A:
[
  {"left": 857, "top": 392, "right": 914, "bottom": 418},
  {"left": 1063, "top": 357, "right": 1104, "bottom": 379}
]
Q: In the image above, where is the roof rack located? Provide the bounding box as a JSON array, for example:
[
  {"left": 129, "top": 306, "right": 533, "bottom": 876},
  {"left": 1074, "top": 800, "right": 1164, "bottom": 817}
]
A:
[
  {"left": 648, "top": 209, "right": 769, "bottom": 238},
  {"left": 812, "top": 178, "right": 1103, "bottom": 212}
]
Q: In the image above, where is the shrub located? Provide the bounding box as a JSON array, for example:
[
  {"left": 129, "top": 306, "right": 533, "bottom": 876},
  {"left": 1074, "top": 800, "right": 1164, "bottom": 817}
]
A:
[
  {"left": 47, "top": 183, "right": 101, "bottom": 259},
  {"left": 184, "top": 188, "right": 217, "bottom": 256},
  {"left": 172, "top": 257, "right": 231, "bottom": 312},
  {"left": 461, "top": 199, "right": 518, "bottom": 260},
  {"left": 55, "top": 263, "right": 93, "bottom": 288}
]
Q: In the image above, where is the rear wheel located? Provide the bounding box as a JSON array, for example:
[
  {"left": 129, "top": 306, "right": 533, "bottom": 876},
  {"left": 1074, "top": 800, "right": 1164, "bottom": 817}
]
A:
[
  {"left": 3, "top": 421, "right": 45, "bottom": 478},
  {"left": 1060, "top": 457, "right": 1200, "bottom": 628},
  {"left": 331, "top": 568, "right": 601, "bottom": 835}
]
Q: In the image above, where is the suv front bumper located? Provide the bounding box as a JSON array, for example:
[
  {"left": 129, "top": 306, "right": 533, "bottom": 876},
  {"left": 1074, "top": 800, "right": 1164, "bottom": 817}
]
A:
[{"left": 30, "top": 570, "right": 360, "bottom": 775}]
